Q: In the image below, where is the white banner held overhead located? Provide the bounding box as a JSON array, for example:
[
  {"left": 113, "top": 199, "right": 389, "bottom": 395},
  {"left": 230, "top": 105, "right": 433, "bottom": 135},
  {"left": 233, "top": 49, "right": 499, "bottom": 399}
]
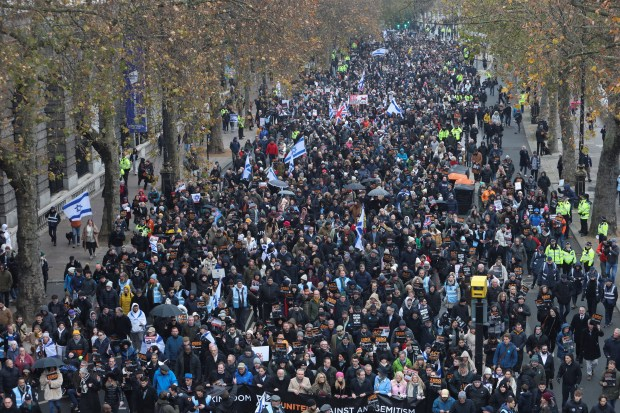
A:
[{"left": 349, "top": 94, "right": 369, "bottom": 105}]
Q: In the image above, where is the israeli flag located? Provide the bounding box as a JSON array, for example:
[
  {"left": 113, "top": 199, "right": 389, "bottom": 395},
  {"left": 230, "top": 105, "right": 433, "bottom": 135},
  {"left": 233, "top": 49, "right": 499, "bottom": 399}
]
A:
[
  {"left": 284, "top": 136, "right": 306, "bottom": 164},
  {"left": 212, "top": 281, "right": 222, "bottom": 308},
  {"left": 62, "top": 191, "right": 92, "bottom": 221},
  {"left": 358, "top": 71, "right": 365, "bottom": 91},
  {"left": 242, "top": 155, "right": 252, "bottom": 180},
  {"left": 288, "top": 158, "right": 295, "bottom": 175},
  {"left": 372, "top": 48, "right": 388, "bottom": 57},
  {"left": 387, "top": 98, "right": 403, "bottom": 116},
  {"left": 355, "top": 206, "right": 366, "bottom": 251},
  {"left": 191, "top": 193, "right": 201, "bottom": 203},
  {"left": 266, "top": 166, "right": 278, "bottom": 182}
]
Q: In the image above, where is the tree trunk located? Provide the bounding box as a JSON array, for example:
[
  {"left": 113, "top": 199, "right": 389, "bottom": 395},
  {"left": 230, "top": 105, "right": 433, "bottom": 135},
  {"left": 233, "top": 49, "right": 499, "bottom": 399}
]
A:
[
  {"left": 557, "top": 76, "right": 577, "bottom": 184},
  {"left": 208, "top": 95, "right": 224, "bottom": 154},
  {"left": 92, "top": 106, "right": 120, "bottom": 242},
  {"left": 590, "top": 95, "right": 620, "bottom": 235},
  {"left": 548, "top": 89, "right": 559, "bottom": 153},
  {"left": 162, "top": 95, "right": 181, "bottom": 183},
  {"left": 4, "top": 83, "right": 45, "bottom": 323}
]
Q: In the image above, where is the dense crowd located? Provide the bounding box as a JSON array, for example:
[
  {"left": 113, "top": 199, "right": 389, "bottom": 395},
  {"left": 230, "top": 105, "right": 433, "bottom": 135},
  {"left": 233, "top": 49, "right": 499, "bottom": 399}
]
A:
[{"left": 1, "top": 26, "right": 618, "bottom": 413}]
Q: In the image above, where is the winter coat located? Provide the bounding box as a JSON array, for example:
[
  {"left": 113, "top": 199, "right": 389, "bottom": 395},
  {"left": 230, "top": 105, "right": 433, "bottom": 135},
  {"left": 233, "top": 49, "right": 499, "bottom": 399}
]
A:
[
  {"left": 129, "top": 304, "right": 147, "bottom": 333},
  {"left": 39, "top": 369, "right": 63, "bottom": 402},
  {"left": 174, "top": 350, "right": 202, "bottom": 383},
  {"left": 120, "top": 288, "right": 134, "bottom": 315},
  {"left": 581, "top": 326, "right": 604, "bottom": 361},
  {"left": 79, "top": 375, "right": 101, "bottom": 413}
]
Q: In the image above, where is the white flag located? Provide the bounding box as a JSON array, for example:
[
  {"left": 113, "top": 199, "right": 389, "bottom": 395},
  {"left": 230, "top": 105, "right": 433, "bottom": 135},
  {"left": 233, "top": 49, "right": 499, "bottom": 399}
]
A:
[
  {"left": 284, "top": 137, "right": 306, "bottom": 163},
  {"left": 62, "top": 191, "right": 92, "bottom": 221},
  {"left": 355, "top": 206, "right": 366, "bottom": 250},
  {"left": 266, "top": 166, "right": 278, "bottom": 182},
  {"left": 212, "top": 281, "right": 222, "bottom": 308},
  {"left": 242, "top": 155, "right": 252, "bottom": 180}
]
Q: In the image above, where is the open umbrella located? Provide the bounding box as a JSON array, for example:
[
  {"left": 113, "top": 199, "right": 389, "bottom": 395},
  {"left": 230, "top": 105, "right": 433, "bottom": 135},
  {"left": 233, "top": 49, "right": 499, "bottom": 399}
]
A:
[
  {"left": 361, "top": 177, "right": 381, "bottom": 185},
  {"left": 278, "top": 190, "right": 296, "bottom": 196},
  {"left": 268, "top": 179, "right": 289, "bottom": 189},
  {"left": 344, "top": 183, "right": 365, "bottom": 191},
  {"left": 368, "top": 187, "right": 390, "bottom": 197},
  {"left": 34, "top": 358, "right": 65, "bottom": 370},
  {"left": 150, "top": 304, "right": 183, "bottom": 318}
]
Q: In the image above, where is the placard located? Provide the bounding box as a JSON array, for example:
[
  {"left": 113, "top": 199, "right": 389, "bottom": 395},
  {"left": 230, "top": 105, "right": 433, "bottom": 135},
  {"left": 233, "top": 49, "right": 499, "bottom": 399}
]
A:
[
  {"left": 592, "top": 313, "right": 603, "bottom": 324},
  {"left": 212, "top": 268, "right": 225, "bottom": 279},
  {"left": 252, "top": 345, "right": 270, "bottom": 362},
  {"left": 349, "top": 94, "right": 369, "bottom": 105},
  {"left": 494, "top": 200, "right": 503, "bottom": 211},
  {"left": 375, "top": 336, "right": 388, "bottom": 350}
]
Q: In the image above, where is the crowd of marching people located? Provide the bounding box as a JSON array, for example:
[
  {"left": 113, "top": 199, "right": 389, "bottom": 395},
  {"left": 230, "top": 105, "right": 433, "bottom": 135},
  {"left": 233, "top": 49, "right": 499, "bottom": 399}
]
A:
[{"left": 1, "top": 25, "right": 618, "bottom": 413}]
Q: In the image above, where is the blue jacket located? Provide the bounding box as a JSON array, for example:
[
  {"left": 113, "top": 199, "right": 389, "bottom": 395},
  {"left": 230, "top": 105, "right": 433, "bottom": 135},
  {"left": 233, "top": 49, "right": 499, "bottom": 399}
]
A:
[
  {"left": 433, "top": 396, "right": 456, "bottom": 413},
  {"left": 556, "top": 324, "right": 575, "bottom": 359},
  {"left": 153, "top": 369, "right": 178, "bottom": 394},
  {"left": 235, "top": 369, "right": 254, "bottom": 385},
  {"left": 493, "top": 341, "right": 518, "bottom": 369},
  {"left": 374, "top": 376, "right": 391, "bottom": 395},
  {"left": 165, "top": 335, "right": 184, "bottom": 362}
]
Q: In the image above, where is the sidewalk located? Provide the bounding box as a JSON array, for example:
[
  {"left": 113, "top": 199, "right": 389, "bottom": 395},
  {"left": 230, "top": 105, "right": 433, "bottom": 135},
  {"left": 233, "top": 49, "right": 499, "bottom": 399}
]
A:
[
  {"left": 41, "top": 121, "right": 241, "bottom": 287},
  {"left": 520, "top": 106, "right": 616, "bottom": 279}
]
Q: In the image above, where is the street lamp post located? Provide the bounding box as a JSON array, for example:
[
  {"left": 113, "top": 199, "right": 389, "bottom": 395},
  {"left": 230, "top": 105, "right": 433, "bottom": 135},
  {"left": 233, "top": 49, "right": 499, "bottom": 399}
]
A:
[{"left": 579, "top": 60, "right": 586, "bottom": 151}]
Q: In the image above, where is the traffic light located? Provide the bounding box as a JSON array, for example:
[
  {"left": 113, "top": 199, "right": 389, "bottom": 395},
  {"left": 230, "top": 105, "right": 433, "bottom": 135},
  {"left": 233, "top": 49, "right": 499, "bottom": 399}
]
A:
[{"left": 396, "top": 24, "right": 401, "bottom": 30}]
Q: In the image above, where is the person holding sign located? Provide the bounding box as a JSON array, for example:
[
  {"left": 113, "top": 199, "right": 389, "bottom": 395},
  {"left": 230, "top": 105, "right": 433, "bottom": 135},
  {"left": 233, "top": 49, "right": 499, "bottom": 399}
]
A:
[
  {"left": 39, "top": 367, "right": 63, "bottom": 413},
  {"left": 599, "top": 360, "right": 620, "bottom": 408}
]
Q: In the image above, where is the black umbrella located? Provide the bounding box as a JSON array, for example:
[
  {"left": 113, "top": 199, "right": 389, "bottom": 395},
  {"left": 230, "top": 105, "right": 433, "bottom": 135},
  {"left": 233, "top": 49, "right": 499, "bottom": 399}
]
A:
[
  {"left": 150, "top": 304, "right": 184, "bottom": 318},
  {"left": 344, "top": 183, "right": 365, "bottom": 191},
  {"left": 34, "top": 358, "right": 65, "bottom": 369}
]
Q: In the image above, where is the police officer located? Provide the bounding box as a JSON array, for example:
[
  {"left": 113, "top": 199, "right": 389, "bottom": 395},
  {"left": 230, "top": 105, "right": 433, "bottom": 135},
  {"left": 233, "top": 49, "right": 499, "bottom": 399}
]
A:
[
  {"left": 598, "top": 217, "right": 609, "bottom": 243},
  {"left": 578, "top": 194, "right": 591, "bottom": 236},
  {"left": 45, "top": 206, "right": 61, "bottom": 246}
]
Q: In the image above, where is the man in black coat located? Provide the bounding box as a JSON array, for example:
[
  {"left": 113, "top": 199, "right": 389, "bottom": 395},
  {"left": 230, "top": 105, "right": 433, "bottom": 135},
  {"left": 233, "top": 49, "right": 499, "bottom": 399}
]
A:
[
  {"left": 571, "top": 307, "right": 590, "bottom": 363},
  {"left": 581, "top": 321, "right": 604, "bottom": 380},
  {"left": 537, "top": 344, "right": 555, "bottom": 387},
  {"left": 557, "top": 354, "right": 582, "bottom": 407},
  {"left": 604, "top": 328, "right": 620, "bottom": 367},
  {"left": 114, "top": 308, "right": 132, "bottom": 341},
  {"left": 451, "top": 391, "right": 477, "bottom": 413},
  {"left": 0, "top": 360, "right": 20, "bottom": 396},
  {"left": 135, "top": 376, "right": 157, "bottom": 413}
]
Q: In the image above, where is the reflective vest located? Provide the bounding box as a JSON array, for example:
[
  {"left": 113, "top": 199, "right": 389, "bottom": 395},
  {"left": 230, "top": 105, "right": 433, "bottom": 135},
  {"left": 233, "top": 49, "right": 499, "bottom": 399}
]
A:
[
  {"left": 444, "top": 283, "right": 458, "bottom": 304},
  {"left": 577, "top": 200, "right": 590, "bottom": 219},
  {"left": 451, "top": 128, "right": 462, "bottom": 141},
  {"left": 604, "top": 285, "right": 617, "bottom": 302},
  {"left": 581, "top": 248, "right": 595, "bottom": 266},
  {"left": 120, "top": 157, "right": 131, "bottom": 171},
  {"left": 599, "top": 222, "right": 609, "bottom": 236},
  {"left": 557, "top": 200, "right": 571, "bottom": 216},
  {"left": 563, "top": 249, "right": 576, "bottom": 265},
  {"left": 12, "top": 386, "right": 33, "bottom": 408},
  {"left": 545, "top": 245, "right": 564, "bottom": 265},
  {"left": 438, "top": 130, "right": 450, "bottom": 141},
  {"left": 151, "top": 282, "right": 163, "bottom": 304}
]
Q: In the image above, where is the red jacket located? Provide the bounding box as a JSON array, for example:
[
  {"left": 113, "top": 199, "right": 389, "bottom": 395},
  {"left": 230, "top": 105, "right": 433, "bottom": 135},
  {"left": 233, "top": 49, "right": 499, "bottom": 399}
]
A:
[{"left": 266, "top": 142, "right": 279, "bottom": 156}]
